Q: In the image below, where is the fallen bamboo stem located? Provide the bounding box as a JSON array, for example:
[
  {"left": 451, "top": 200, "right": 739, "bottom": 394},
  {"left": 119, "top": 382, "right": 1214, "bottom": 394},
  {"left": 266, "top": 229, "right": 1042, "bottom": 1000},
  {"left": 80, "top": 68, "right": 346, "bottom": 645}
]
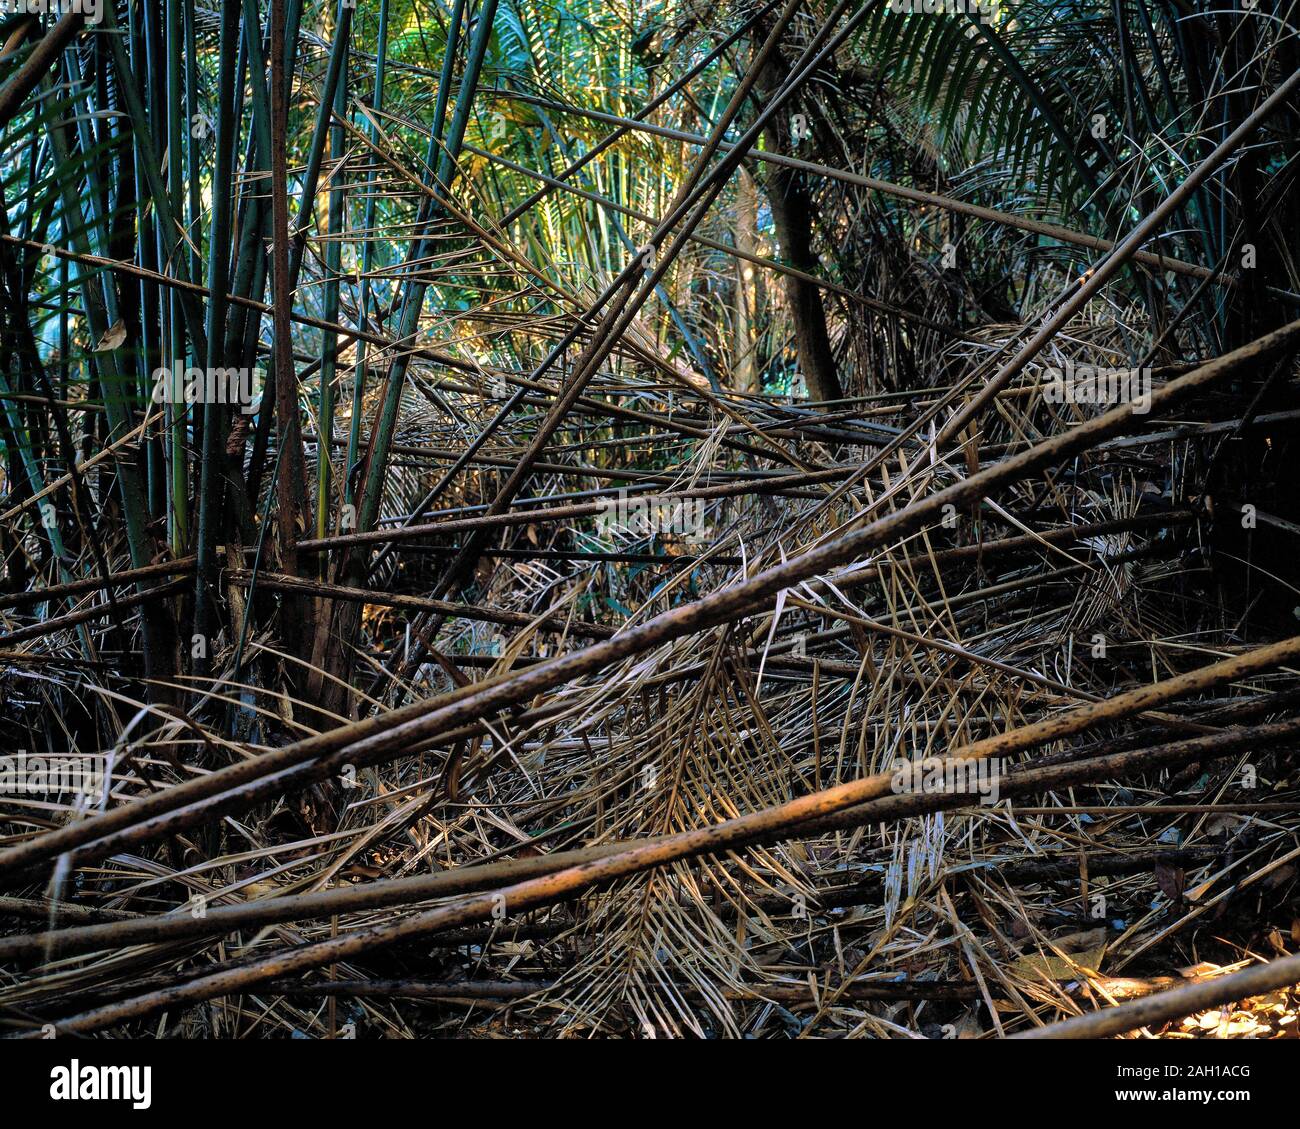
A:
[
  {"left": 0, "top": 580, "right": 188, "bottom": 647},
  {"left": 272, "top": 976, "right": 983, "bottom": 1004},
  {"left": 1012, "top": 952, "right": 1300, "bottom": 1039},
  {"left": 14, "top": 715, "right": 1300, "bottom": 1033},
  {"left": 226, "top": 571, "right": 615, "bottom": 640},
  {"left": 0, "top": 324, "right": 1292, "bottom": 882}
]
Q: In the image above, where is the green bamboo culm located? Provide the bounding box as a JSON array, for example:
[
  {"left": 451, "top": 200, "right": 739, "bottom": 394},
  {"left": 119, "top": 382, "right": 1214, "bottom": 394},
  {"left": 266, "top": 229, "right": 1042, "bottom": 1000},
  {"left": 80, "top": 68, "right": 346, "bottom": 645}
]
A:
[
  {"left": 346, "top": 0, "right": 391, "bottom": 509},
  {"left": 193, "top": 0, "right": 244, "bottom": 675},
  {"left": 317, "top": 4, "right": 351, "bottom": 548},
  {"left": 355, "top": 0, "right": 498, "bottom": 540},
  {"left": 166, "top": 0, "right": 189, "bottom": 554}
]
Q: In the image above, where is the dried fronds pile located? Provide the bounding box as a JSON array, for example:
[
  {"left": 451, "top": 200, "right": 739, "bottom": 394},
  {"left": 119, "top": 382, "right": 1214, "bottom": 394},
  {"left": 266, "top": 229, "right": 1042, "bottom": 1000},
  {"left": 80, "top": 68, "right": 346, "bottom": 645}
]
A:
[{"left": 1, "top": 0, "right": 1299, "bottom": 1039}]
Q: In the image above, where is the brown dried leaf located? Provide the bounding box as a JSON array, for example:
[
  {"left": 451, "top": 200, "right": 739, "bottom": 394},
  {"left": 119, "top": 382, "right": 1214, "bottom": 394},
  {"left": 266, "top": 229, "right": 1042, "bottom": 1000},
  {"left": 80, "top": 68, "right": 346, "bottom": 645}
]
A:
[
  {"left": 1155, "top": 861, "right": 1185, "bottom": 903},
  {"left": 94, "top": 320, "right": 127, "bottom": 353}
]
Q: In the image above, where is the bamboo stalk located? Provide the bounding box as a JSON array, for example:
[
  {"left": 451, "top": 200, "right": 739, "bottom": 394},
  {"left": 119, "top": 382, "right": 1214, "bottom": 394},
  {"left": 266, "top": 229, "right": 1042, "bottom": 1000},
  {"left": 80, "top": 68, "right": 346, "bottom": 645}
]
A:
[
  {"left": 1013, "top": 952, "right": 1300, "bottom": 1039},
  {"left": 2, "top": 322, "right": 1291, "bottom": 881}
]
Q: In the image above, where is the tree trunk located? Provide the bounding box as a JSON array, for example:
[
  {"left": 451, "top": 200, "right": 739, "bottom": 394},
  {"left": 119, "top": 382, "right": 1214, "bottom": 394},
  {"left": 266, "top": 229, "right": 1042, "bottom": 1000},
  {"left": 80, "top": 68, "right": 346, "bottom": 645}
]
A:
[
  {"left": 733, "top": 167, "right": 760, "bottom": 394},
  {"left": 756, "top": 67, "right": 843, "bottom": 403}
]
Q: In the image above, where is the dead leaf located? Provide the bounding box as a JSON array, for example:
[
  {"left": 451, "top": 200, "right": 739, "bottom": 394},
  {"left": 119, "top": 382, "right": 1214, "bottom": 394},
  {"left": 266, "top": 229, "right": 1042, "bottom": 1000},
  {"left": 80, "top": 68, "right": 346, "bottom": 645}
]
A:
[
  {"left": 341, "top": 864, "right": 383, "bottom": 880},
  {"left": 1205, "top": 813, "right": 1237, "bottom": 836},
  {"left": 1155, "top": 861, "right": 1185, "bottom": 903},
  {"left": 94, "top": 320, "right": 127, "bottom": 353},
  {"left": 1050, "top": 926, "right": 1107, "bottom": 951},
  {"left": 1014, "top": 944, "right": 1106, "bottom": 980}
]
